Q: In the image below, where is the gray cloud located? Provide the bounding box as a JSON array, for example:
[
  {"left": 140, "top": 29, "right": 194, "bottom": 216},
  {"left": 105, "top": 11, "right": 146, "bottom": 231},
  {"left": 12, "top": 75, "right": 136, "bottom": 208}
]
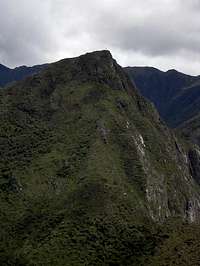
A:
[{"left": 0, "top": 0, "right": 200, "bottom": 74}]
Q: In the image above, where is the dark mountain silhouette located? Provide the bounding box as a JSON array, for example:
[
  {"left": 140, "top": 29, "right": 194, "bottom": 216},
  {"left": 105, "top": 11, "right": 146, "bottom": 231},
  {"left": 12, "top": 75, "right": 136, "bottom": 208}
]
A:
[
  {"left": 125, "top": 66, "right": 200, "bottom": 127},
  {"left": 0, "top": 63, "right": 47, "bottom": 87}
]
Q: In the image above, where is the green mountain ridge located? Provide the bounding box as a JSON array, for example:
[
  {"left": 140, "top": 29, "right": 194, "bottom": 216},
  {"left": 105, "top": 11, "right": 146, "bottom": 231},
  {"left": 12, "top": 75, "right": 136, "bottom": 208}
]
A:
[{"left": 1, "top": 50, "right": 200, "bottom": 265}]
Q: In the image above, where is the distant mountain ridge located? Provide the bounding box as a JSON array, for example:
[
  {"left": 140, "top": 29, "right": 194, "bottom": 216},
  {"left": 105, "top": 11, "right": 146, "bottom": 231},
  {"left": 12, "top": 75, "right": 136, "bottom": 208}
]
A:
[
  {"left": 125, "top": 66, "right": 200, "bottom": 127},
  {"left": 0, "top": 63, "right": 48, "bottom": 87}
]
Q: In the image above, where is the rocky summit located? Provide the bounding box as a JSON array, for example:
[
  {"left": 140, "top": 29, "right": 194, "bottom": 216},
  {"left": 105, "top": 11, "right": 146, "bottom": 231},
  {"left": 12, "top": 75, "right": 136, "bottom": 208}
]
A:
[{"left": 1, "top": 50, "right": 200, "bottom": 265}]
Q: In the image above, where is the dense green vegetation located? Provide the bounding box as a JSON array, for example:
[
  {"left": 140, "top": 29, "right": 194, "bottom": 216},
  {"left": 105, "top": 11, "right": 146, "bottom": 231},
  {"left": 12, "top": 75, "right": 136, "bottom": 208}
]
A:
[
  {"left": 1, "top": 50, "right": 200, "bottom": 265},
  {"left": 179, "top": 113, "right": 200, "bottom": 147}
]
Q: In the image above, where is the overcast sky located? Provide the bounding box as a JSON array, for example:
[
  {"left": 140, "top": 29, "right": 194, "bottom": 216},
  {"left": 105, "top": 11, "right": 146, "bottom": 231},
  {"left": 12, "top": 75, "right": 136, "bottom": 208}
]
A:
[{"left": 1, "top": 0, "right": 200, "bottom": 75}]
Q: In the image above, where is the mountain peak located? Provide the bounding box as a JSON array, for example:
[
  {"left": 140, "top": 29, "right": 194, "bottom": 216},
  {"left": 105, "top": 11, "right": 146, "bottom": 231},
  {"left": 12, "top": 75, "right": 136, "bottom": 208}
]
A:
[
  {"left": 48, "top": 49, "right": 133, "bottom": 92},
  {"left": 166, "top": 69, "right": 178, "bottom": 73},
  {"left": 166, "top": 68, "right": 185, "bottom": 77},
  {"left": 59, "top": 50, "right": 113, "bottom": 65},
  {"left": 81, "top": 49, "right": 112, "bottom": 58},
  {"left": 76, "top": 49, "right": 115, "bottom": 70},
  {"left": 0, "top": 63, "right": 10, "bottom": 71}
]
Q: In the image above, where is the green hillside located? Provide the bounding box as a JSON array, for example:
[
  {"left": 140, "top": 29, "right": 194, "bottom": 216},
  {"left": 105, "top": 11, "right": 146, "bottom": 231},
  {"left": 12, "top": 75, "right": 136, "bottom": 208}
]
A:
[{"left": 1, "top": 50, "right": 200, "bottom": 265}]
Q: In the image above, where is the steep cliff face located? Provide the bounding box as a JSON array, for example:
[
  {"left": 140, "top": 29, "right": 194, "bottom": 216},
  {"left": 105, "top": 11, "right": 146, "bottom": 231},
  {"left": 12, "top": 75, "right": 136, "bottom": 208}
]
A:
[
  {"left": 1, "top": 50, "right": 200, "bottom": 265},
  {"left": 189, "top": 147, "right": 200, "bottom": 185},
  {"left": 179, "top": 112, "right": 200, "bottom": 148}
]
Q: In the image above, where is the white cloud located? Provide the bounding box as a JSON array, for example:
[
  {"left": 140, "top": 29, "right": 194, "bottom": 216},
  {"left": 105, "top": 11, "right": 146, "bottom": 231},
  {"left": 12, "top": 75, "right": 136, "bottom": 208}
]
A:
[{"left": 0, "top": 0, "right": 200, "bottom": 75}]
